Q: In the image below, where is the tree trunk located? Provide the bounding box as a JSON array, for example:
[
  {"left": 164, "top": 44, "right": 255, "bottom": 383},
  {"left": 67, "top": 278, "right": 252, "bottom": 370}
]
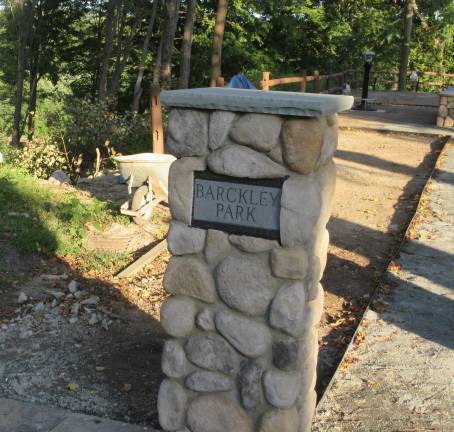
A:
[
  {"left": 108, "top": 10, "right": 140, "bottom": 99},
  {"left": 132, "top": 0, "right": 160, "bottom": 113},
  {"left": 27, "top": 70, "right": 39, "bottom": 141},
  {"left": 178, "top": 0, "right": 197, "bottom": 89},
  {"left": 11, "top": 0, "right": 30, "bottom": 147},
  {"left": 152, "top": 36, "right": 163, "bottom": 85},
  {"left": 209, "top": 0, "right": 228, "bottom": 87},
  {"left": 99, "top": 0, "right": 117, "bottom": 102},
  {"left": 160, "top": 0, "right": 181, "bottom": 89},
  {"left": 398, "top": 0, "right": 416, "bottom": 91}
]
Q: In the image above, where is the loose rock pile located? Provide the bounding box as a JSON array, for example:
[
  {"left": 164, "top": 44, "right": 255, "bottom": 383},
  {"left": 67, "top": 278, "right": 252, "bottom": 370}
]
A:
[{"left": 157, "top": 107, "right": 338, "bottom": 432}]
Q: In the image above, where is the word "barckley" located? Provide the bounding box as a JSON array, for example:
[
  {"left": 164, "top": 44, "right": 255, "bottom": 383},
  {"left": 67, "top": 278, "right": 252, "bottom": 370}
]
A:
[{"left": 194, "top": 182, "right": 280, "bottom": 223}]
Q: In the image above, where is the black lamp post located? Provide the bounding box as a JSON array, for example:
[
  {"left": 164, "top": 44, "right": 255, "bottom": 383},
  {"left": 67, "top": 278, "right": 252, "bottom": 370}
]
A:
[{"left": 354, "top": 50, "right": 375, "bottom": 111}]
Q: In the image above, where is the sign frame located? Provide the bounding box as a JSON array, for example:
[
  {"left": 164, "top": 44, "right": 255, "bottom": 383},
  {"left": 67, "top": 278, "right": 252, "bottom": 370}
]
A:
[{"left": 190, "top": 170, "right": 286, "bottom": 240}]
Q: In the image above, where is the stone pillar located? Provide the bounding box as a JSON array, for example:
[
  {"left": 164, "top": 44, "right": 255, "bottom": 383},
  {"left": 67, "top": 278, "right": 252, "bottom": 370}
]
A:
[
  {"left": 437, "top": 90, "right": 454, "bottom": 129},
  {"left": 157, "top": 89, "right": 353, "bottom": 432}
]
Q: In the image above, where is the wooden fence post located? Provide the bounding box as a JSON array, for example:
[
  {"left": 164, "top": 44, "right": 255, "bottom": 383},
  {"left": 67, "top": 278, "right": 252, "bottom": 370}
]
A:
[
  {"left": 151, "top": 84, "right": 164, "bottom": 154},
  {"left": 299, "top": 70, "right": 307, "bottom": 92},
  {"left": 260, "top": 72, "right": 270, "bottom": 91},
  {"left": 313, "top": 70, "right": 320, "bottom": 93},
  {"left": 216, "top": 76, "right": 225, "bottom": 87}
]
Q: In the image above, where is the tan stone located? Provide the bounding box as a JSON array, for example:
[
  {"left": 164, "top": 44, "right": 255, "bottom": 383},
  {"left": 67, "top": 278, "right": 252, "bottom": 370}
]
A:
[
  {"left": 282, "top": 117, "right": 324, "bottom": 174},
  {"left": 447, "top": 102, "right": 454, "bottom": 109},
  {"left": 267, "top": 144, "right": 284, "bottom": 164},
  {"left": 437, "top": 116, "right": 445, "bottom": 128},
  {"left": 440, "top": 96, "right": 447, "bottom": 105},
  {"left": 160, "top": 296, "right": 197, "bottom": 337},
  {"left": 439, "top": 105, "right": 448, "bottom": 117},
  {"left": 163, "top": 256, "right": 216, "bottom": 303},
  {"left": 303, "top": 283, "right": 324, "bottom": 331},
  {"left": 297, "top": 390, "right": 317, "bottom": 432},
  {"left": 205, "top": 229, "right": 234, "bottom": 265},
  {"left": 271, "top": 247, "right": 309, "bottom": 279},
  {"left": 259, "top": 407, "right": 299, "bottom": 432},
  {"left": 445, "top": 116, "right": 454, "bottom": 128},
  {"left": 187, "top": 395, "right": 252, "bottom": 432}
]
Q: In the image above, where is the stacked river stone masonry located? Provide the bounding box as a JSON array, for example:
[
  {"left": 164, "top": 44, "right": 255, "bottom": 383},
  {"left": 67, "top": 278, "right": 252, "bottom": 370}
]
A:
[
  {"left": 437, "top": 89, "right": 454, "bottom": 129},
  {"left": 156, "top": 88, "right": 353, "bottom": 432}
]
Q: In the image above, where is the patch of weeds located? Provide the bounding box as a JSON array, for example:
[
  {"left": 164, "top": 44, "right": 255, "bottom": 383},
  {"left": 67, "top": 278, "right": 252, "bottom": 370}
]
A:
[{"left": 0, "top": 164, "right": 128, "bottom": 268}]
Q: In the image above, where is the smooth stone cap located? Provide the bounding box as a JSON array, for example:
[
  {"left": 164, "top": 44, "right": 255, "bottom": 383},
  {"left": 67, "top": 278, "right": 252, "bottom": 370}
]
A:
[{"left": 161, "top": 88, "right": 354, "bottom": 117}]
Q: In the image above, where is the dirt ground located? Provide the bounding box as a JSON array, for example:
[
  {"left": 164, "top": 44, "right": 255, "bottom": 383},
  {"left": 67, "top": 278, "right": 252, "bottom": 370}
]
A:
[{"left": 0, "top": 126, "right": 446, "bottom": 427}]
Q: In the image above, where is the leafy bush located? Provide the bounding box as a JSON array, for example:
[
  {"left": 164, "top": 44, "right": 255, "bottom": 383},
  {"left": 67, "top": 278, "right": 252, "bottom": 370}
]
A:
[{"left": 5, "top": 137, "right": 69, "bottom": 179}]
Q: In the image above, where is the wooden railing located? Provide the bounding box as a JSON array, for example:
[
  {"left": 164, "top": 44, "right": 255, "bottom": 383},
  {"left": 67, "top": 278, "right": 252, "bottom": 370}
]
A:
[
  {"left": 371, "top": 70, "right": 454, "bottom": 91},
  {"left": 259, "top": 70, "right": 360, "bottom": 93}
]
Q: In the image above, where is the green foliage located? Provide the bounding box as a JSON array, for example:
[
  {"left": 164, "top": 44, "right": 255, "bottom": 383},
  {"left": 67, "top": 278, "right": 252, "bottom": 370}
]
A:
[
  {"left": 0, "top": 162, "right": 128, "bottom": 260},
  {"left": 5, "top": 137, "right": 69, "bottom": 179}
]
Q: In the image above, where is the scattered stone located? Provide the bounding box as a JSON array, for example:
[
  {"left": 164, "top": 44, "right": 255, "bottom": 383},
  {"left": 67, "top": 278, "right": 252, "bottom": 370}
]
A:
[
  {"left": 73, "top": 291, "right": 84, "bottom": 300},
  {"left": 259, "top": 407, "right": 299, "bottom": 432},
  {"left": 196, "top": 308, "right": 215, "bottom": 331},
  {"left": 160, "top": 296, "right": 197, "bottom": 338},
  {"left": 272, "top": 336, "right": 299, "bottom": 371},
  {"left": 209, "top": 111, "right": 237, "bottom": 150},
  {"left": 207, "top": 144, "right": 287, "bottom": 179},
  {"left": 17, "top": 292, "right": 28, "bottom": 305},
  {"left": 68, "top": 280, "right": 78, "bottom": 293},
  {"left": 69, "top": 317, "right": 78, "bottom": 324},
  {"left": 185, "top": 334, "right": 236, "bottom": 375},
  {"left": 167, "top": 221, "right": 207, "bottom": 255},
  {"left": 215, "top": 310, "right": 271, "bottom": 357},
  {"left": 166, "top": 109, "right": 209, "bottom": 157},
  {"left": 82, "top": 296, "right": 99, "bottom": 306},
  {"left": 48, "top": 170, "right": 71, "bottom": 185},
  {"left": 269, "top": 282, "right": 306, "bottom": 337},
  {"left": 34, "top": 302, "right": 45, "bottom": 313},
  {"left": 229, "top": 235, "right": 279, "bottom": 253},
  {"left": 238, "top": 360, "right": 263, "bottom": 409},
  {"left": 204, "top": 229, "right": 234, "bottom": 265},
  {"left": 158, "top": 379, "right": 188, "bottom": 431},
  {"left": 216, "top": 256, "right": 274, "bottom": 316},
  {"left": 70, "top": 303, "right": 80, "bottom": 315},
  {"left": 101, "top": 318, "right": 109, "bottom": 330},
  {"left": 270, "top": 247, "right": 309, "bottom": 279},
  {"left": 280, "top": 174, "right": 321, "bottom": 247},
  {"left": 185, "top": 371, "right": 234, "bottom": 392},
  {"left": 168, "top": 156, "right": 207, "bottom": 224},
  {"left": 88, "top": 314, "right": 99, "bottom": 325},
  {"left": 263, "top": 370, "right": 300, "bottom": 408},
  {"left": 164, "top": 256, "right": 216, "bottom": 303},
  {"left": 229, "top": 114, "right": 282, "bottom": 152},
  {"left": 162, "top": 340, "right": 188, "bottom": 378},
  {"left": 282, "top": 118, "right": 324, "bottom": 174},
  {"left": 122, "top": 383, "right": 132, "bottom": 392},
  {"left": 187, "top": 395, "right": 252, "bottom": 432}
]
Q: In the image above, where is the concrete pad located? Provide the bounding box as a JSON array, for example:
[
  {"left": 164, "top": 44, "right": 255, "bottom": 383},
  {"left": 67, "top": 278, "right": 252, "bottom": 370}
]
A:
[
  {"left": 313, "top": 142, "right": 454, "bottom": 431},
  {"left": 0, "top": 398, "right": 157, "bottom": 432}
]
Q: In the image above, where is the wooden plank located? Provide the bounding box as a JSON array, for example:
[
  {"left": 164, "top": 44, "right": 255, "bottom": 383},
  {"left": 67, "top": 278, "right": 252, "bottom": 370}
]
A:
[
  {"left": 151, "top": 84, "right": 164, "bottom": 154},
  {"left": 117, "top": 239, "right": 168, "bottom": 278},
  {"left": 260, "top": 71, "right": 270, "bottom": 91}
]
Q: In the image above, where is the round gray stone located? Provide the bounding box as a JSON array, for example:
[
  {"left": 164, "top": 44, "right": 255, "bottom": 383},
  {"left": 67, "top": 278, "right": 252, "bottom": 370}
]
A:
[
  {"left": 215, "top": 310, "right": 271, "bottom": 357},
  {"left": 185, "top": 334, "right": 236, "bottom": 375},
  {"left": 167, "top": 221, "right": 206, "bottom": 255},
  {"left": 216, "top": 256, "right": 274, "bottom": 316},
  {"left": 160, "top": 296, "right": 197, "bottom": 337},
  {"left": 209, "top": 111, "right": 237, "bottom": 150},
  {"left": 238, "top": 359, "right": 263, "bottom": 409},
  {"left": 164, "top": 256, "right": 216, "bottom": 303},
  {"left": 207, "top": 144, "right": 287, "bottom": 179},
  {"left": 263, "top": 369, "right": 300, "bottom": 409},
  {"left": 187, "top": 395, "right": 252, "bottom": 432},
  {"left": 229, "top": 113, "right": 282, "bottom": 152},
  {"left": 269, "top": 282, "right": 306, "bottom": 337},
  {"left": 162, "top": 339, "right": 188, "bottom": 378},
  {"left": 158, "top": 379, "right": 188, "bottom": 431},
  {"left": 185, "top": 370, "right": 234, "bottom": 392},
  {"left": 166, "top": 109, "right": 209, "bottom": 157}
]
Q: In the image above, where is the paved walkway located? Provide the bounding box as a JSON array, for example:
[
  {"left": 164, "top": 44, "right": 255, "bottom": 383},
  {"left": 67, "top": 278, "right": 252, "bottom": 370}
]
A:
[
  {"left": 313, "top": 142, "right": 454, "bottom": 430},
  {"left": 0, "top": 397, "right": 156, "bottom": 432}
]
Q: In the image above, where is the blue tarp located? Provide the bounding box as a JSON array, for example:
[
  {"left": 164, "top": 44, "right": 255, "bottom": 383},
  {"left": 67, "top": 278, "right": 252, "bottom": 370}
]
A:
[{"left": 227, "top": 74, "right": 257, "bottom": 90}]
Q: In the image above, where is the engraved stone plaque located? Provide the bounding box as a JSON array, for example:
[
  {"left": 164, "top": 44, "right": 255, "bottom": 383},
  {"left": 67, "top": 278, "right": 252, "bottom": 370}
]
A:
[{"left": 191, "top": 171, "right": 285, "bottom": 240}]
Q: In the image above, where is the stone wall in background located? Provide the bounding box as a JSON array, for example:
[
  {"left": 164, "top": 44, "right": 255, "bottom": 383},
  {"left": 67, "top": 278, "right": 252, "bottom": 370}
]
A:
[
  {"left": 157, "top": 107, "right": 338, "bottom": 432},
  {"left": 437, "top": 93, "right": 454, "bottom": 128}
]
